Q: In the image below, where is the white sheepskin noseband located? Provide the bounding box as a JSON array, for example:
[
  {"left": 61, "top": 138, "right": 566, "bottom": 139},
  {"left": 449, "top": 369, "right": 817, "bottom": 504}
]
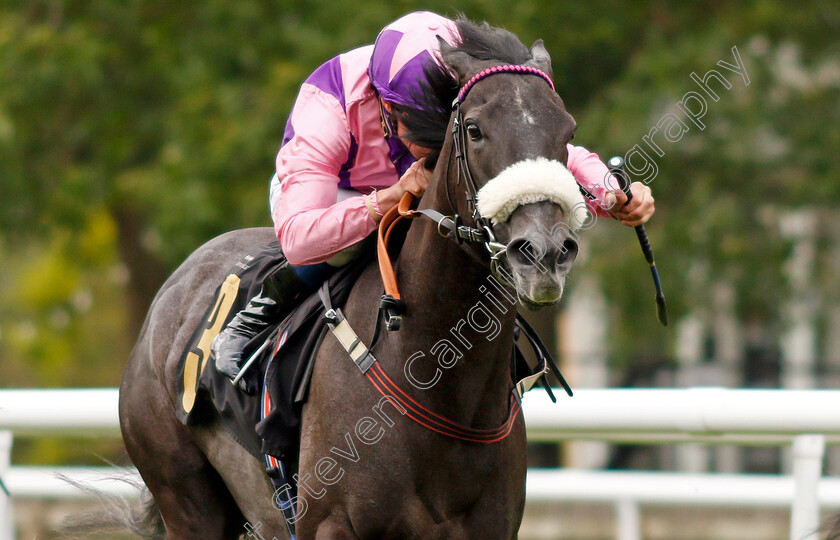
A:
[{"left": 475, "top": 158, "right": 587, "bottom": 229}]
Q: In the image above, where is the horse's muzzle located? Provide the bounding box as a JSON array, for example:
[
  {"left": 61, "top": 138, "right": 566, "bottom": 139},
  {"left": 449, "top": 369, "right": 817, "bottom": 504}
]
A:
[{"left": 502, "top": 230, "right": 579, "bottom": 307}]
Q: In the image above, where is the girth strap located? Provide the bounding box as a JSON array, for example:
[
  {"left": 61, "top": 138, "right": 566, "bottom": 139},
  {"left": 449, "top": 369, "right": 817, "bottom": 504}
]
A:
[{"left": 318, "top": 283, "right": 376, "bottom": 373}]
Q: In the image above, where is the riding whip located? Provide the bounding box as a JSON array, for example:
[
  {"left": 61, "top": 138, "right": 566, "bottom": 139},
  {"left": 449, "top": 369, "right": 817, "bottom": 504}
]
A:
[{"left": 608, "top": 156, "right": 668, "bottom": 326}]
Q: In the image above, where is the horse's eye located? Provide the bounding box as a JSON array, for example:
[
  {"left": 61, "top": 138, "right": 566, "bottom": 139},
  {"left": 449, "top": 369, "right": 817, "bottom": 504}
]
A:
[{"left": 466, "top": 123, "right": 482, "bottom": 141}]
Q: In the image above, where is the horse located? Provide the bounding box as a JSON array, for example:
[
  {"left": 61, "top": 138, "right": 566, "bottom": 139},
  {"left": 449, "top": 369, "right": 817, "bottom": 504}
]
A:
[{"left": 119, "top": 18, "right": 583, "bottom": 539}]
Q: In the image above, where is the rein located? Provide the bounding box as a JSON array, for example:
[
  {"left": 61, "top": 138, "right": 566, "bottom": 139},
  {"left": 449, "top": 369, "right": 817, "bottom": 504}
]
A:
[{"left": 322, "top": 64, "right": 565, "bottom": 446}]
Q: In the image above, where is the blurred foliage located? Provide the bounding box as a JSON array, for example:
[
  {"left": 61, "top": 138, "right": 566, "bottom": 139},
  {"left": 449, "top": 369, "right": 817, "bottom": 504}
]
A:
[
  {"left": 577, "top": 4, "right": 840, "bottom": 367},
  {"left": 0, "top": 0, "right": 839, "bottom": 465}
]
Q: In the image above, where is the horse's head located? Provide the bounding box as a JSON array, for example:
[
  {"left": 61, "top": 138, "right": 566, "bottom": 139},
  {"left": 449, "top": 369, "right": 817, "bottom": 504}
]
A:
[{"left": 439, "top": 31, "right": 585, "bottom": 309}]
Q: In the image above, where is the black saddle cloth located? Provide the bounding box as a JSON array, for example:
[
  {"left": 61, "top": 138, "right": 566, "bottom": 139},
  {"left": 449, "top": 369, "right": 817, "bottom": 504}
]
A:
[{"left": 176, "top": 242, "right": 367, "bottom": 460}]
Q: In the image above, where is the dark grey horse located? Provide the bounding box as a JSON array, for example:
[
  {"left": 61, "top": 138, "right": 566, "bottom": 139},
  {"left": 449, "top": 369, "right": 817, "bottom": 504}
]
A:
[{"left": 120, "top": 19, "right": 581, "bottom": 539}]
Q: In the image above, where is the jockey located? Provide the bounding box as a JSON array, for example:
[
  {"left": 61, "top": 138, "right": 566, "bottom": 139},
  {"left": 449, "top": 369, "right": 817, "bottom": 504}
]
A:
[{"left": 212, "top": 11, "right": 655, "bottom": 392}]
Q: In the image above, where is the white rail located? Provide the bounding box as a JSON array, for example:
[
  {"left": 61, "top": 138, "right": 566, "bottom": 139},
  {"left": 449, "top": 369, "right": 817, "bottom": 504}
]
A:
[
  {"left": 523, "top": 387, "right": 840, "bottom": 444},
  {"left": 1, "top": 387, "right": 839, "bottom": 540},
  {"left": 0, "top": 388, "right": 119, "bottom": 436}
]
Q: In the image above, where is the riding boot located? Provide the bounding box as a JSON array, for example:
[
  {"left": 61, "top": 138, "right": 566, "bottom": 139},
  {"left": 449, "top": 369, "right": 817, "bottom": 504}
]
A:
[{"left": 212, "top": 258, "right": 305, "bottom": 394}]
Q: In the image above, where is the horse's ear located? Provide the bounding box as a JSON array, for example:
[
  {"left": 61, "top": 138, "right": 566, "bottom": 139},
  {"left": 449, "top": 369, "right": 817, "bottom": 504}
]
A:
[
  {"left": 439, "top": 36, "right": 477, "bottom": 86},
  {"left": 528, "top": 39, "right": 554, "bottom": 79}
]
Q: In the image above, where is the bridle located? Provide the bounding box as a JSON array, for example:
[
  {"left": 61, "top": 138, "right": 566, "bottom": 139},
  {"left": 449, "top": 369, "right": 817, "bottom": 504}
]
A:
[
  {"left": 451, "top": 63, "right": 556, "bottom": 227},
  {"left": 377, "top": 63, "right": 557, "bottom": 330},
  {"left": 318, "top": 64, "right": 569, "bottom": 448}
]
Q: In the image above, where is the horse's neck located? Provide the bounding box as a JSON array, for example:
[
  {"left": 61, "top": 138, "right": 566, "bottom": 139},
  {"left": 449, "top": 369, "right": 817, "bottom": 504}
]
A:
[{"left": 388, "top": 177, "right": 517, "bottom": 425}]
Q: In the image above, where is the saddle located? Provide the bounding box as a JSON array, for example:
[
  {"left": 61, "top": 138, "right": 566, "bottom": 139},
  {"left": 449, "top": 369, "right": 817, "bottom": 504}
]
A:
[{"left": 175, "top": 244, "right": 367, "bottom": 460}]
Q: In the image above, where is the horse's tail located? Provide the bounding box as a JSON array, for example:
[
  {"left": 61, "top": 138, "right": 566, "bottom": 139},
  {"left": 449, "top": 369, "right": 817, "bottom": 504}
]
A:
[{"left": 56, "top": 471, "right": 166, "bottom": 539}]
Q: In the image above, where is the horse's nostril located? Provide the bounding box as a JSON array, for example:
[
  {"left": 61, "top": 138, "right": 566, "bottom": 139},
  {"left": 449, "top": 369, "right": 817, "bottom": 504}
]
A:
[
  {"left": 507, "top": 239, "right": 543, "bottom": 269},
  {"left": 508, "top": 236, "right": 578, "bottom": 272},
  {"left": 507, "top": 238, "right": 553, "bottom": 272},
  {"left": 558, "top": 239, "right": 579, "bottom": 265}
]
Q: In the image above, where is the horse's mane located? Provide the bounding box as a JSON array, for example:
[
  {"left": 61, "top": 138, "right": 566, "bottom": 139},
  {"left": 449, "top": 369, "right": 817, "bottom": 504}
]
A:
[
  {"left": 452, "top": 16, "right": 531, "bottom": 65},
  {"left": 391, "top": 16, "right": 533, "bottom": 170}
]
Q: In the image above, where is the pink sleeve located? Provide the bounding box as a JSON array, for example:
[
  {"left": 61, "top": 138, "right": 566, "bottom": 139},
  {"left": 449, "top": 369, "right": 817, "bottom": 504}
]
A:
[
  {"left": 566, "top": 144, "right": 617, "bottom": 220},
  {"left": 272, "top": 84, "right": 379, "bottom": 266}
]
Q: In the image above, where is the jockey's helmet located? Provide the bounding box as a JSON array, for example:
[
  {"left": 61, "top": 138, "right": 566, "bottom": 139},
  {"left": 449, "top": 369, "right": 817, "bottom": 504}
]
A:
[{"left": 368, "top": 11, "right": 459, "bottom": 108}]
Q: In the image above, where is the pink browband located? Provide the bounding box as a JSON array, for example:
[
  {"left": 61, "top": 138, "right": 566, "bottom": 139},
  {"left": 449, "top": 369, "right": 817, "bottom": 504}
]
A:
[{"left": 457, "top": 64, "right": 555, "bottom": 103}]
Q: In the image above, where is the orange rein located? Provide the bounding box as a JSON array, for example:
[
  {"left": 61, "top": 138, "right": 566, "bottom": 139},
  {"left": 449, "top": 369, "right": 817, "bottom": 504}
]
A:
[{"left": 376, "top": 191, "right": 418, "bottom": 301}]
